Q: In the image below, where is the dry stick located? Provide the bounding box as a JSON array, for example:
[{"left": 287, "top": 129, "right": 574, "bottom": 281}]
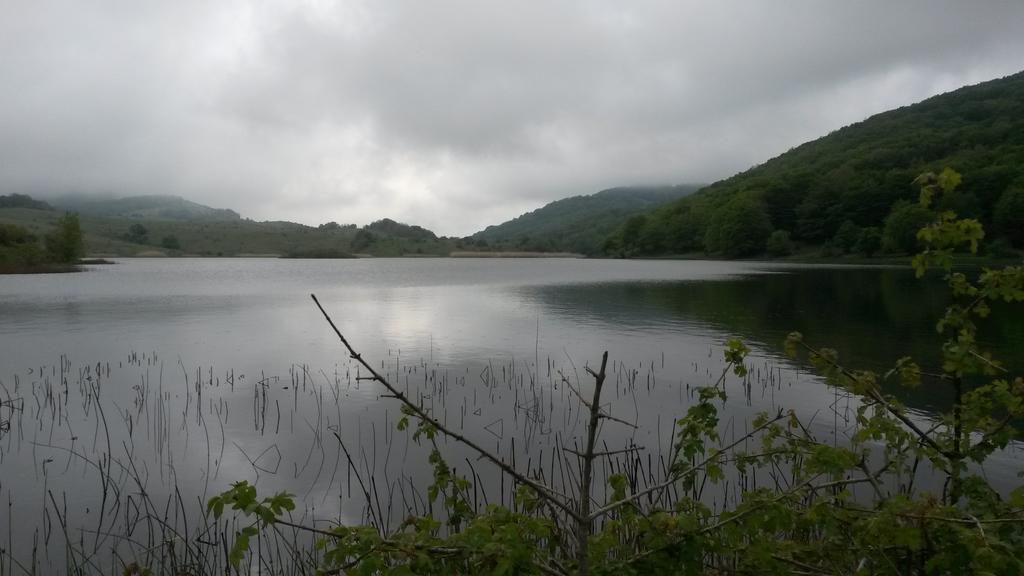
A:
[
  {"left": 559, "top": 372, "right": 636, "bottom": 431},
  {"left": 563, "top": 445, "right": 644, "bottom": 458},
  {"left": 576, "top": 351, "right": 609, "bottom": 576},
  {"left": 969, "top": 350, "right": 1009, "bottom": 374},
  {"left": 770, "top": 553, "right": 833, "bottom": 576},
  {"left": 950, "top": 375, "right": 964, "bottom": 505},
  {"left": 267, "top": 518, "right": 469, "bottom": 576},
  {"left": 311, "top": 294, "right": 580, "bottom": 522},
  {"left": 798, "top": 341, "right": 952, "bottom": 462}
]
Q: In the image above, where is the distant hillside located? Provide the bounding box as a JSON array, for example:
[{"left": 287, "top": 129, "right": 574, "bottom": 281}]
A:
[
  {"left": 365, "top": 218, "right": 437, "bottom": 240},
  {"left": 606, "top": 70, "right": 1024, "bottom": 258},
  {"left": 51, "top": 194, "right": 241, "bottom": 222},
  {"left": 473, "top": 185, "right": 700, "bottom": 255},
  {"left": 0, "top": 193, "right": 53, "bottom": 211},
  {"left": 0, "top": 195, "right": 457, "bottom": 257}
]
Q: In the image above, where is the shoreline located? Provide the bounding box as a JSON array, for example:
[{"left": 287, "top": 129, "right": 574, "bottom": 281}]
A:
[
  {"left": 0, "top": 263, "right": 80, "bottom": 274},
  {"left": 448, "top": 251, "right": 585, "bottom": 258},
  {"left": 4, "top": 253, "right": 1016, "bottom": 271}
]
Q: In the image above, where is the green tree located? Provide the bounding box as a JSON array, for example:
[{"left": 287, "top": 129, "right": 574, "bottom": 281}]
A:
[
  {"left": 704, "top": 194, "right": 772, "bottom": 257},
  {"left": 620, "top": 214, "right": 647, "bottom": 254},
  {"left": 126, "top": 223, "right": 149, "bottom": 244},
  {"left": 636, "top": 218, "right": 667, "bottom": 254},
  {"left": 994, "top": 184, "right": 1024, "bottom": 247},
  {"left": 854, "top": 226, "right": 882, "bottom": 256},
  {"left": 161, "top": 235, "right": 181, "bottom": 250},
  {"left": 0, "top": 223, "right": 44, "bottom": 268},
  {"left": 351, "top": 229, "right": 376, "bottom": 251},
  {"left": 663, "top": 205, "right": 706, "bottom": 253},
  {"left": 795, "top": 186, "right": 843, "bottom": 242},
  {"left": 0, "top": 223, "right": 36, "bottom": 247},
  {"left": 832, "top": 220, "right": 860, "bottom": 254},
  {"left": 936, "top": 188, "right": 981, "bottom": 220},
  {"left": 882, "top": 200, "right": 933, "bottom": 253},
  {"left": 45, "top": 213, "right": 84, "bottom": 263},
  {"left": 765, "top": 229, "right": 794, "bottom": 257}
]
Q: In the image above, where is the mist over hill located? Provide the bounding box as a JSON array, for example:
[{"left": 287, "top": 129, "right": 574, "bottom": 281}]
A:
[
  {"left": 606, "top": 71, "right": 1024, "bottom": 258},
  {"left": 8, "top": 70, "right": 1024, "bottom": 261},
  {"left": 50, "top": 194, "right": 241, "bottom": 222}
]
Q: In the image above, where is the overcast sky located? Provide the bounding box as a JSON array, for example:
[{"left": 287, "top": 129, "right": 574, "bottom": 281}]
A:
[{"left": 2, "top": 1, "right": 1023, "bottom": 236}]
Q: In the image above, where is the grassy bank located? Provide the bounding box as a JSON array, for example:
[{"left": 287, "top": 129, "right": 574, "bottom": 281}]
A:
[{"left": 0, "top": 262, "right": 80, "bottom": 274}]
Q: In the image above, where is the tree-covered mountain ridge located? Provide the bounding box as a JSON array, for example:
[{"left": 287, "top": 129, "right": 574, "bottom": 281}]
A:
[
  {"left": 472, "top": 184, "right": 700, "bottom": 255},
  {"left": 2, "top": 184, "right": 704, "bottom": 258},
  {"left": 605, "top": 70, "right": 1024, "bottom": 258}
]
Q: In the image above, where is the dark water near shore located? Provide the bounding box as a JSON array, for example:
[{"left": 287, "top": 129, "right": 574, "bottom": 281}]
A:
[{"left": 0, "top": 258, "right": 1021, "bottom": 572}]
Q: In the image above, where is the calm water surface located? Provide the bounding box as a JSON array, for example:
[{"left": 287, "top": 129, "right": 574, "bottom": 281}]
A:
[
  {"left": 0, "top": 258, "right": 1021, "bottom": 571},
  {"left": 4, "top": 258, "right": 1017, "bottom": 397}
]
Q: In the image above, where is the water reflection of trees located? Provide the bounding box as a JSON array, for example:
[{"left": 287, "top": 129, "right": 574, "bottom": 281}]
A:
[{"left": 518, "top": 268, "right": 1024, "bottom": 413}]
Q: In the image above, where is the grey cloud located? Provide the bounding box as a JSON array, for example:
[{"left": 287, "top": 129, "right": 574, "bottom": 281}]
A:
[{"left": 1, "top": 0, "right": 1023, "bottom": 236}]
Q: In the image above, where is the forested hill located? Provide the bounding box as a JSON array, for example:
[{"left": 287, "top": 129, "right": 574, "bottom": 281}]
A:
[
  {"left": 473, "top": 185, "right": 700, "bottom": 255},
  {"left": 52, "top": 194, "right": 242, "bottom": 222},
  {"left": 605, "top": 70, "right": 1024, "bottom": 258}
]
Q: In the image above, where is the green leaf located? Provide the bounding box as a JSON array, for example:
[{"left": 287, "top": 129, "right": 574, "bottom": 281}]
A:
[
  {"left": 783, "top": 332, "right": 802, "bottom": 358},
  {"left": 938, "top": 167, "right": 962, "bottom": 193}
]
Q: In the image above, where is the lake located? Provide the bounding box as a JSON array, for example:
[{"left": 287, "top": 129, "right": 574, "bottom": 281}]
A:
[{"left": 1, "top": 258, "right": 1021, "bottom": 572}]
